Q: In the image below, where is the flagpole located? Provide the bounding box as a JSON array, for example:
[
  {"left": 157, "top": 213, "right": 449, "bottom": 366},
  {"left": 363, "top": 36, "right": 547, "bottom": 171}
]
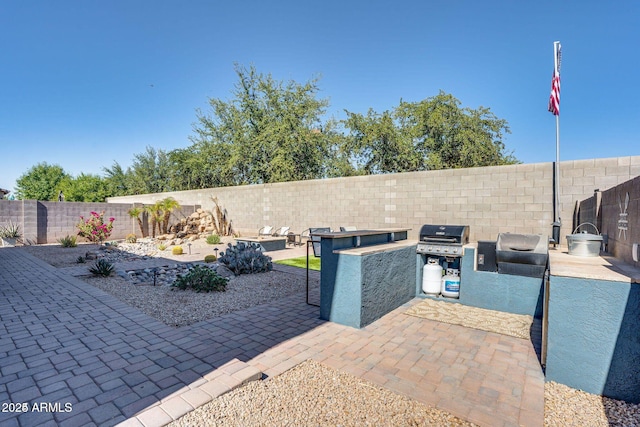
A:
[
  {"left": 555, "top": 104, "right": 560, "bottom": 224},
  {"left": 553, "top": 41, "right": 561, "bottom": 226}
]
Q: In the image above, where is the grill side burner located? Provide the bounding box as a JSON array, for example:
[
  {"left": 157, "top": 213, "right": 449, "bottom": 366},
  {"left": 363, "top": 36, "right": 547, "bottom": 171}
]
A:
[{"left": 416, "top": 224, "right": 469, "bottom": 257}]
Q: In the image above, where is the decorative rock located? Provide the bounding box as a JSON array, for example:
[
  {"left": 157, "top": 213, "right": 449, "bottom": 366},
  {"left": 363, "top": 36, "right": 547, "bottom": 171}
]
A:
[{"left": 216, "top": 264, "right": 235, "bottom": 278}]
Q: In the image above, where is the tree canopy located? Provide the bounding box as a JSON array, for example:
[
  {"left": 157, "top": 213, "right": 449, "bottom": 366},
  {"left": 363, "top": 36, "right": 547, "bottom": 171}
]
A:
[
  {"left": 13, "top": 66, "right": 520, "bottom": 201},
  {"left": 186, "top": 64, "right": 334, "bottom": 187},
  {"left": 15, "top": 163, "right": 69, "bottom": 201},
  {"left": 342, "top": 92, "right": 517, "bottom": 173}
]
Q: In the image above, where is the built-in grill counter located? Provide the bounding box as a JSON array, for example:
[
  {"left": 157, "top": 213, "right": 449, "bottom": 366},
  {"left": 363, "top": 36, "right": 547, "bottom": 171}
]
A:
[
  {"left": 416, "top": 225, "right": 469, "bottom": 299},
  {"left": 313, "top": 228, "right": 415, "bottom": 328}
]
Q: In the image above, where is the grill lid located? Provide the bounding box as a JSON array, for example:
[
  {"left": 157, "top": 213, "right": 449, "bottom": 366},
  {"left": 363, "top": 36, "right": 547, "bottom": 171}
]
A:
[{"left": 419, "top": 225, "right": 469, "bottom": 245}]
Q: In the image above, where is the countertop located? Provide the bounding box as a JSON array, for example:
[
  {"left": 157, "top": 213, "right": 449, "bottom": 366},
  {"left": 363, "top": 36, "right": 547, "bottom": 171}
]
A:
[
  {"left": 312, "top": 228, "right": 410, "bottom": 239},
  {"left": 548, "top": 248, "right": 640, "bottom": 283},
  {"left": 333, "top": 240, "right": 417, "bottom": 256}
]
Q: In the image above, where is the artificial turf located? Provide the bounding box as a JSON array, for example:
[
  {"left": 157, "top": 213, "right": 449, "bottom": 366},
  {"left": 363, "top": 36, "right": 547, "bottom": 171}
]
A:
[{"left": 274, "top": 255, "right": 321, "bottom": 271}]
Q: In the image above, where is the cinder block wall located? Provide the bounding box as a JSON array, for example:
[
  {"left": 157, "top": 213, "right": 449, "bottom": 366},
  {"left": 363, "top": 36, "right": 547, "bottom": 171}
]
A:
[
  {"left": 0, "top": 201, "right": 201, "bottom": 244},
  {"left": 107, "top": 156, "right": 640, "bottom": 243}
]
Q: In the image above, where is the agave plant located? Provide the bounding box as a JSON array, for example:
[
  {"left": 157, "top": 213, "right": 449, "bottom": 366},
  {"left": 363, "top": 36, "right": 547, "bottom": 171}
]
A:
[
  {"left": 89, "top": 259, "right": 115, "bottom": 277},
  {"left": 0, "top": 221, "right": 21, "bottom": 239}
]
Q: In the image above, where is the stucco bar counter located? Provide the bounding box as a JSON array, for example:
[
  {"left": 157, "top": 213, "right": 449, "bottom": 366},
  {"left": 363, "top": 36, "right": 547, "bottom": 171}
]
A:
[
  {"left": 313, "top": 229, "right": 415, "bottom": 328},
  {"left": 546, "top": 249, "right": 640, "bottom": 403}
]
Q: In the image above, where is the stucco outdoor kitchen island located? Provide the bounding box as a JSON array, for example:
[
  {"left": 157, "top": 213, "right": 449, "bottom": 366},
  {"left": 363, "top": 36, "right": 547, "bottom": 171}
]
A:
[
  {"left": 545, "top": 249, "right": 640, "bottom": 403},
  {"left": 313, "top": 229, "right": 415, "bottom": 328}
]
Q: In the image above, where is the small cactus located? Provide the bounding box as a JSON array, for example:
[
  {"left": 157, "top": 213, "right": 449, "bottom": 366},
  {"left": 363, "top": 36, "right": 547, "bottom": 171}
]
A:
[
  {"left": 206, "top": 234, "right": 221, "bottom": 245},
  {"left": 204, "top": 254, "right": 217, "bottom": 263},
  {"left": 172, "top": 246, "right": 183, "bottom": 255},
  {"left": 126, "top": 233, "right": 137, "bottom": 243}
]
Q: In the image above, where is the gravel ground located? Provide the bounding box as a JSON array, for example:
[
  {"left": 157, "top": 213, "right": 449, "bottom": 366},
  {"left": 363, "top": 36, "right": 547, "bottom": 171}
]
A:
[
  {"left": 18, "top": 242, "right": 640, "bottom": 426},
  {"left": 21, "top": 242, "right": 101, "bottom": 267},
  {"left": 169, "top": 359, "right": 478, "bottom": 427},
  {"left": 82, "top": 271, "right": 309, "bottom": 327},
  {"left": 544, "top": 381, "right": 640, "bottom": 427}
]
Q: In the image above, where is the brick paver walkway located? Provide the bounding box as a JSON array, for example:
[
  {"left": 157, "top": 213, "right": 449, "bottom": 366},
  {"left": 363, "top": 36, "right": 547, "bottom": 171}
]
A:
[{"left": 0, "top": 247, "right": 544, "bottom": 427}]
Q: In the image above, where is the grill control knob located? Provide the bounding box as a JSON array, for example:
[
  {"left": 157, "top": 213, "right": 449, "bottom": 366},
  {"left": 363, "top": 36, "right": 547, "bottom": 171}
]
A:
[{"left": 452, "top": 248, "right": 458, "bottom": 253}]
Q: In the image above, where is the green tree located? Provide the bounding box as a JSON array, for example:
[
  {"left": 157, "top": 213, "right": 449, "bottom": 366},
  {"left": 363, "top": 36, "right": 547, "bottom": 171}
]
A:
[
  {"left": 128, "top": 147, "right": 173, "bottom": 194},
  {"left": 60, "top": 173, "right": 110, "bottom": 202},
  {"left": 127, "top": 206, "right": 146, "bottom": 237},
  {"left": 159, "top": 197, "right": 181, "bottom": 234},
  {"left": 144, "top": 202, "right": 164, "bottom": 238},
  {"left": 343, "top": 109, "right": 420, "bottom": 174},
  {"left": 342, "top": 91, "right": 518, "bottom": 174},
  {"left": 398, "top": 91, "right": 518, "bottom": 169},
  {"left": 103, "top": 162, "right": 133, "bottom": 197},
  {"left": 188, "top": 64, "right": 331, "bottom": 186},
  {"left": 15, "top": 163, "right": 69, "bottom": 200}
]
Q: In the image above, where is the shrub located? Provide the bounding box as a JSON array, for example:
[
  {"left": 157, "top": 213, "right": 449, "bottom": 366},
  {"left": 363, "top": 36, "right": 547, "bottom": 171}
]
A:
[
  {"left": 172, "top": 265, "right": 227, "bottom": 293},
  {"left": 58, "top": 235, "right": 77, "bottom": 248},
  {"left": 172, "top": 246, "right": 183, "bottom": 255},
  {"left": 76, "top": 211, "right": 115, "bottom": 244},
  {"left": 76, "top": 256, "right": 85, "bottom": 264},
  {"left": 158, "top": 244, "right": 167, "bottom": 251},
  {"left": 0, "top": 221, "right": 21, "bottom": 239},
  {"left": 204, "top": 254, "right": 217, "bottom": 263},
  {"left": 206, "top": 234, "right": 221, "bottom": 245},
  {"left": 219, "top": 242, "right": 273, "bottom": 275},
  {"left": 89, "top": 259, "right": 114, "bottom": 276},
  {"left": 125, "top": 233, "right": 137, "bottom": 243}
]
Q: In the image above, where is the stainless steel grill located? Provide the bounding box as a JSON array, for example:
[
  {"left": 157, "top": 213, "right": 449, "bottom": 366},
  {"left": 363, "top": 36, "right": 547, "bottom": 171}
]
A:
[{"left": 416, "top": 224, "right": 469, "bottom": 257}]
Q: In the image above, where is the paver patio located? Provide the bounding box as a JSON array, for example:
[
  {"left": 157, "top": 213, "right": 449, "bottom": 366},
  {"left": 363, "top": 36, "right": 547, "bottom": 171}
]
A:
[{"left": 0, "top": 247, "right": 544, "bottom": 427}]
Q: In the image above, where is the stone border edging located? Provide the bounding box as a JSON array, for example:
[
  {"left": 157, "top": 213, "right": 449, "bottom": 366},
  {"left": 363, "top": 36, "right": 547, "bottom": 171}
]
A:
[{"left": 115, "top": 358, "right": 263, "bottom": 427}]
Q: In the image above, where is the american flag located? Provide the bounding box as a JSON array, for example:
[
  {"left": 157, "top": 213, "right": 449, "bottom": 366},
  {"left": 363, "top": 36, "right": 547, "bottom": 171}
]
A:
[{"left": 548, "top": 43, "right": 562, "bottom": 115}]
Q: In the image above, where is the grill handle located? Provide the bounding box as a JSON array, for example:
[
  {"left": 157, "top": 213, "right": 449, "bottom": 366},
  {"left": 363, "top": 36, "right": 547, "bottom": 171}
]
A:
[{"left": 422, "top": 237, "right": 458, "bottom": 243}]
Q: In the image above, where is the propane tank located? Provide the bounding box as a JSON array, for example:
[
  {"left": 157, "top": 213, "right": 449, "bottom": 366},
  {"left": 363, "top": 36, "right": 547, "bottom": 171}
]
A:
[
  {"left": 441, "top": 268, "right": 460, "bottom": 298},
  {"left": 422, "top": 258, "right": 443, "bottom": 295}
]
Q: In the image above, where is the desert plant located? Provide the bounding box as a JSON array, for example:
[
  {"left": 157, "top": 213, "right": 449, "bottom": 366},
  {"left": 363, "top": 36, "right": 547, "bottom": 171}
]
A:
[
  {"left": 127, "top": 206, "right": 146, "bottom": 237},
  {"left": 172, "top": 246, "right": 183, "bottom": 255},
  {"left": 219, "top": 242, "right": 273, "bottom": 275},
  {"left": 158, "top": 244, "right": 167, "bottom": 251},
  {"left": 76, "top": 256, "right": 85, "bottom": 263},
  {"left": 145, "top": 203, "right": 164, "bottom": 238},
  {"left": 210, "top": 196, "right": 234, "bottom": 236},
  {"left": 159, "top": 197, "right": 181, "bottom": 234},
  {"left": 125, "top": 233, "right": 137, "bottom": 243},
  {"left": 58, "top": 235, "right": 77, "bottom": 248},
  {"left": 206, "top": 234, "right": 221, "bottom": 245},
  {"left": 89, "top": 259, "right": 114, "bottom": 276},
  {"left": 0, "top": 221, "right": 22, "bottom": 239},
  {"left": 171, "top": 265, "right": 227, "bottom": 293},
  {"left": 204, "top": 254, "right": 217, "bottom": 263},
  {"left": 76, "top": 211, "right": 115, "bottom": 244}
]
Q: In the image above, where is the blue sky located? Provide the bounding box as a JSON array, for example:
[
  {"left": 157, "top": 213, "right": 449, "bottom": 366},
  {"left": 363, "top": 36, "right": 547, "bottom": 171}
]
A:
[{"left": 1, "top": 1, "right": 639, "bottom": 193}]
